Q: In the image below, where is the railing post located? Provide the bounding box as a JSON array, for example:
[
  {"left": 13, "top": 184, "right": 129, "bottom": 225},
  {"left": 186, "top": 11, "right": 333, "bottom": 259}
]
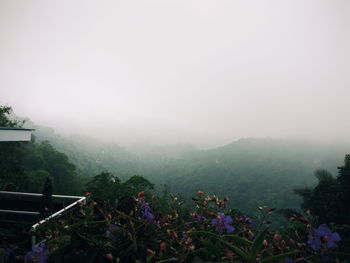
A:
[{"left": 31, "top": 234, "right": 36, "bottom": 249}]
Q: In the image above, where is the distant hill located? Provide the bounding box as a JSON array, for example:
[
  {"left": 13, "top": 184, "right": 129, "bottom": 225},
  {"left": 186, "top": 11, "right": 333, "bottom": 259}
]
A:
[
  {"left": 23, "top": 119, "right": 350, "bottom": 214},
  {"left": 129, "top": 143, "right": 199, "bottom": 160},
  {"left": 24, "top": 120, "right": 141, "bottom": 179},
  {"left": 142, "top": 138, "right": 349, "bottom": 213}
]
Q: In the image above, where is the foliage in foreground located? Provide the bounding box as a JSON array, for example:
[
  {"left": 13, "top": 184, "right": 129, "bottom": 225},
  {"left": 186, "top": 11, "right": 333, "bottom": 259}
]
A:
[
  {"left": 295, "top": 155, "right": 350, "bottom": 226},
  {"left": 2, "top": 191, "right": 348, "bottom": 263}
]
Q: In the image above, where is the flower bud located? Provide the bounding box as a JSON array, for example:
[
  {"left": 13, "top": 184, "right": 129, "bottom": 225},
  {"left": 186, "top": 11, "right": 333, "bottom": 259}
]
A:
[
  {"left": 224, "top": 249, "right": 234, "bottom": 260},
  {"left": 105, "top": 253, "right": 113, "bottom": 261},
  {"left": 146, "top": 249, "right": 155, "bottom": 255},
  {"left": 160, "top": 242, "right": 167, "bottom": 251},
  {"left": 188, "top": 244, "right": 195, "bottom": 250},
  {"left": 273, "top": 233, "right": 282, "bottom": 241},
  {"left": 185, "top": 238, "right": 192, "bottom": 245}
]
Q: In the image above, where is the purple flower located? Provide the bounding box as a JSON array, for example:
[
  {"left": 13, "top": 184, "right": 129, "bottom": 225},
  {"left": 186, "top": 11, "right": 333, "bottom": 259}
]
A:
[
  {"left": 307, "top": 224, "right": 341, "bottom": 250},
  {"left": 284, "top": 258, "right": 294, "bottom": 263},
  {"left": 196, "top": 215, "right": 205, "bottom": 223},
  {"left": 24, "top": 244, "right": 48, "bottom": 263},
  {"left": 106, "top": 224, "right": 119, "bottom": 241},
  {"left": 211, "top": 212, "right": 235, "bottom": 234},
  {"left": 141, "top": 200, "right": 154, "bottom": 222}
]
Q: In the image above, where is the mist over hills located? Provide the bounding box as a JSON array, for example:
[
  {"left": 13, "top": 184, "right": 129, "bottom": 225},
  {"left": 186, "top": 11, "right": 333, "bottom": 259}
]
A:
[
  {"left": 25, "top": 120, "right": 141, "bottom": 179},
  {"left": 148, "top": 138, "right": 348, "bottom": 213},
  {"left": 23, "top": 119, "right": 349, "bottom": 214}
]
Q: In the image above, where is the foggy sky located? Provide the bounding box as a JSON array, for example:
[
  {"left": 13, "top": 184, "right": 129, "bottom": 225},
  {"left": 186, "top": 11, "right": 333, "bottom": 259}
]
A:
[{"left": 1, "top": 0, "right": 349, "bottom": 147}]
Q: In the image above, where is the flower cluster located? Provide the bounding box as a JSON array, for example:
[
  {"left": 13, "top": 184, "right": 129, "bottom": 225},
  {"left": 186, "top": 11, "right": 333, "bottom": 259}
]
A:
[
  {"left": 106, "top": 224, "right": 119, "bottom": 241},
  {"left": 211, "top": 212, "right": 235, "bottom": 234},
  {"left": 1, "top": 192, "right": 346, "bottom": 263},
  {"left": 140, "top": 199, "right": 154, "bottom": 222},
  {"left": 236, "top": 215, "right": 254, "bottom": 226},
  {"left": 24, "top": 244, "right": 48, "bottom": 263},
  {"left": 307, "top": 224, "right": 341, "bottom": 250}
]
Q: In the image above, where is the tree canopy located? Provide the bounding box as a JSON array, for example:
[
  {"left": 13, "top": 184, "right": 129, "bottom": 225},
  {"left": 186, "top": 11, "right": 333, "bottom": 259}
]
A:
[{"left": 295, "top": 155, "right": 350, "bottom": 225}]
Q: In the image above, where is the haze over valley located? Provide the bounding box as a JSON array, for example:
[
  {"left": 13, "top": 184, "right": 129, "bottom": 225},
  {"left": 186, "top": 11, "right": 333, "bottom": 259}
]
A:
[
  {"left": 19, "top": 120, "right": 348, "bottom": 215},
  {"left": 1, "top": 0, "right": 350, "bottom": 148}
]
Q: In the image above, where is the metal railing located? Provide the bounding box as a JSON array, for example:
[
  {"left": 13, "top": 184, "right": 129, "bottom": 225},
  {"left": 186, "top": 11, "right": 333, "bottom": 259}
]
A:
[
  {"left": 30, "top": 195, "right": 86, "bottom": 247},
  {"left": 0, "top": 191, "right": 87, "bottom": 248}
]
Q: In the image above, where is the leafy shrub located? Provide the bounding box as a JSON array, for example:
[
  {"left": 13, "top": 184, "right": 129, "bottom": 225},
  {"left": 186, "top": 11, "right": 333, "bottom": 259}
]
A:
[{"left": 2, "top": 191, "right": 348, "bottom": 263}]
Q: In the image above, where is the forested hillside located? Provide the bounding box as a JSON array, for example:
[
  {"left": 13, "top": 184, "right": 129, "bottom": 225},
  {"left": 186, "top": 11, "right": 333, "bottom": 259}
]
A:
[
  {"left": 0, "top": 107, "right": 82, "bottom": 194},
  {"left": 24, "top": 119, "right": 142, "bottom": 179},
  {"left": 23, "top": 119, "right": 349, "bottom": 214},
  {"left": 142, "top": 139, "right": 348, "bottom": 213}
]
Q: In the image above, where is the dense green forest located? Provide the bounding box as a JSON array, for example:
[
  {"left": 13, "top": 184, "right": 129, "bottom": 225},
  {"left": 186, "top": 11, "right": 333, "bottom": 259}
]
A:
[
  {"left": 152, "top": 139, "right": 348, "bottom": 213},
  {"left": 0, "top": 108, "right": 81, "bottom": 194}
]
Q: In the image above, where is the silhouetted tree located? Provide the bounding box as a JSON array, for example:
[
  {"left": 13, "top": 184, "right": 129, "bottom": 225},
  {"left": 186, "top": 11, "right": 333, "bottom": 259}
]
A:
[
  {"left": 0, "top": 106, "right": 29, "bottom": 190},
  {"left": 123, "top": 175, "right": 154, "bottom": 196},
  {"left": 337, "top": 154, "right": 350, "bottom": 224},
  {"left": 86, "top": 172, "right": 122, "bottom": 204},
  {"left": 295, "top": 157, "right": 350, "bottom": 225},
  {"left": 41, "top": 177, "right": 53, "bottom": 217}
]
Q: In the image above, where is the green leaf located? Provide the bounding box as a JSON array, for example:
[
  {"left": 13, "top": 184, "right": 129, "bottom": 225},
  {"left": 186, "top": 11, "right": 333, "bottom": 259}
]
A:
[
  {"left": 187, "top": 231, "right": 219, "bottom": 238},
  {"left": 260, "top": 250, "right": 298, "bottom": 263},
  {"left": 156, "top": 258, "right": 179, "bottom": 263},
  {"left": 76, "top": 232, "right": 105, "bottom": 247},
  {"left": 47, "top": 235, "right": 71, "bottom": 247},
  {"left": 199, "top": 238, "right": 221, "bottom": 258},
  {"left": 325, "top": 251, "right": 350, "bottom": 259},
  {"left": 250, "top": 228, "right": 268, "bottom": 260},
  {"left": 67, "top": 219, "right": 106, "bottom": 231},
  {"left": 146, "top": 254, "right": 153, "bottom": 263},
  {"left": 222, "top": 234, "right": 253, "bottom": 246},
  {"left": 216, "top": 239, "right": 250, "bottom": 262},
  {"left": 191, "top": 257, "right": 204, "bottom": 263},
  {"left": 188, "top": 231, "right": 250, "bottom": 261}
]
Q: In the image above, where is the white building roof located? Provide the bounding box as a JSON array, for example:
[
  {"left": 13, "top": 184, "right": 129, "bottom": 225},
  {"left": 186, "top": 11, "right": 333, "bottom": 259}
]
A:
[{"left": 0, "top": 127, "right": 34, "bottom": 142}]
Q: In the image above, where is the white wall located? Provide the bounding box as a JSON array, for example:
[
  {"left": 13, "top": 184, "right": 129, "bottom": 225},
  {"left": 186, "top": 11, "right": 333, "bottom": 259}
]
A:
[{"left": 0, "top": 130, "right": 32, "bottom": 141}]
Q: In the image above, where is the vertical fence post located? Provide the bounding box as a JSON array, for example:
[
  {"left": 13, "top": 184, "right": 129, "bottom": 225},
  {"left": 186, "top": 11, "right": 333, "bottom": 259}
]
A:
[{"left": 31, "top": 234, "right": 36, "bottom": 249}]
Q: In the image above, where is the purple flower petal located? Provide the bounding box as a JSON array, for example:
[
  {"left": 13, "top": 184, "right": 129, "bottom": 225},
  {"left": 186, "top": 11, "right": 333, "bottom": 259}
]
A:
[
  {"left": 331, "top": 232, "right": 341, "bottom": 242},
  {"left": 211, "top": 212, "right": 235, "bottom": 234},
  {"left": 226, "top": 225, "right": 235, "bottom": 233},
  {"left": 315, "top": 224, "right": 331, "bottom": 236},
  {"left": 308, "top": 224, "right": 341, "bottom": 251},
  {"left": 284, "top": 258, "right": 294, "bottom": 263},
  {"left": 224, "top": 216, "right": 233, "bottom": 224}
]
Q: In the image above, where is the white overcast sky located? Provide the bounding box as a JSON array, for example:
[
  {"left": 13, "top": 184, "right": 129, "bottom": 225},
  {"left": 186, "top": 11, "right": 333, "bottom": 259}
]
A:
[{"left": 0, "top": 0, "right": 349, "bottom": 147}]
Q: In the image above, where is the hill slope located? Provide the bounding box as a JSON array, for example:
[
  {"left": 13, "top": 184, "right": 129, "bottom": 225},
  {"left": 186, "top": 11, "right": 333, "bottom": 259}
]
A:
[{"left": 24, "top": 120, "right": 349, "bottom": 213}]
